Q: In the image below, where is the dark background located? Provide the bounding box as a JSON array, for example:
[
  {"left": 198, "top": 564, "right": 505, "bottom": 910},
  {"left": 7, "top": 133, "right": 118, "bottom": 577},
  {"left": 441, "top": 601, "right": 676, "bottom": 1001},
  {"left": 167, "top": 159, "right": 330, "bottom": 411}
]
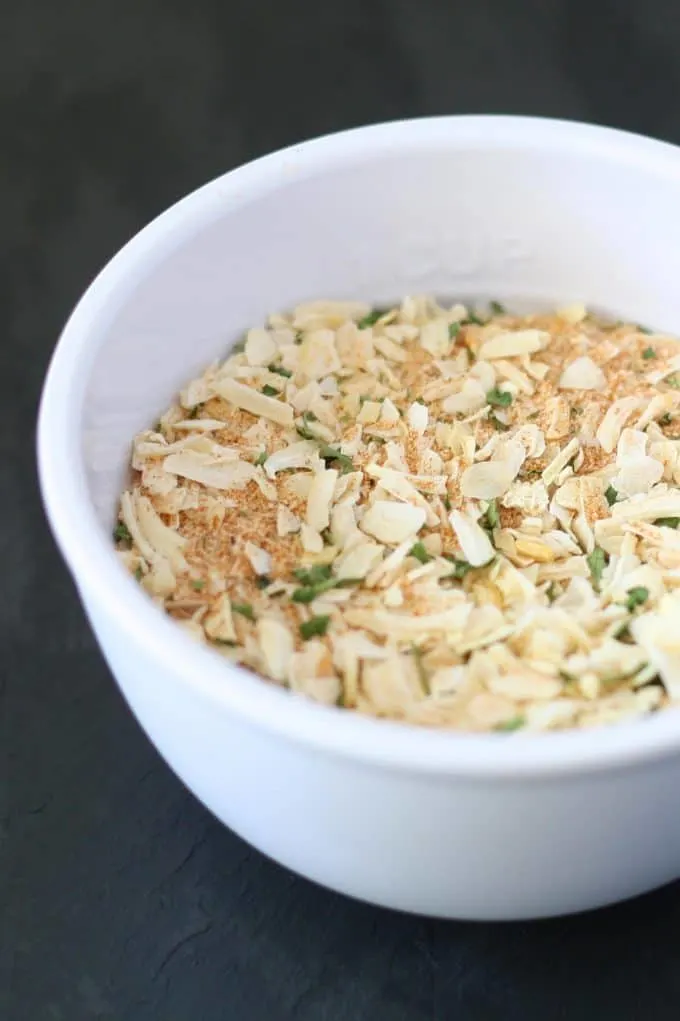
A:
[{"left": 5, "top": 0, "right": 680, "bottom": 1018}]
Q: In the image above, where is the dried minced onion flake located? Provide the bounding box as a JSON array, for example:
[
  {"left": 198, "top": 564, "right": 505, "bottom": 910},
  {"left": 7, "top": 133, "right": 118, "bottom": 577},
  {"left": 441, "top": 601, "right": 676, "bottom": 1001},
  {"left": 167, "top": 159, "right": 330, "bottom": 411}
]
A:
[
  {"left": 164, "top": 452, "right": 259, "bottom": 491},
  {"left": 116, "top": 297, "right": 680, "bottom": 734},
  {"left": 407, "top": 401, "right": 429, "bottom": 433},
  {"left": 216, "top": 377, "right": 294, "bottom": 427},
  {"left": 460, "top": 461, "right": 516, "bottom": 500},
  {"left": 335, "top": 539, "right": 384, "bottom": 580},
  {"left": 478, "top": 329, "right": 549, "bottom": 360},
  {"left": 420, "top": 319, "right": 451, "bottom": 358},
  {"left": 264, "top": 440, "right": 321, "bottom": 477},
  {"left": 502, "top": 480, "right": 549, "bottom": 514},
  {"left": 558, "top": 303, "right": 588, "bottom": 324},
  {"left": 300, "top": 522, "right": 324, "bottom": 553},
  {"left": 244, "top": 542, "right": 272, "bottom": 576},
  {"left": 306, "top": 468, "right": 338, "bottom": 532},
  {"left": 611, "top": 455, "right": 664, "bottom": 499},
  {"left": 277, "top": 504, "right": 301, "bottom": 537},
  {"left": 494, "top": 359, "right": 534, "bottom": 395},
  {"left": 441, "top": 379, "right": 487, "bottom": 415},
  {"left": 203, "top": 594, "right": 238, "bottom": 644},
  {"left": 558, "top": 356, "right": 606, "bottom": 391},
  {"left": 360, "top": 500, "right": 427, "bottom": 545},
  {"left": 542, "top": 437, "right": 580, "bottom": 487},
  {"left": 130, "top": 491, "right": 188, "bottom": 573},
  {"left": 244, "top": 328, "right": 277, "bottom": 366},
  {"left": 596, "top": 396, "right": 642, "bottom": 453},
  {"left": 448, "top": 510, "right": 495, "bottom": 567},
  {"left": 257, "top": 618, "right": 295, "bottom": 681},
  {"left": 297, "top": 329, "right": 341, "bottom": 380}
]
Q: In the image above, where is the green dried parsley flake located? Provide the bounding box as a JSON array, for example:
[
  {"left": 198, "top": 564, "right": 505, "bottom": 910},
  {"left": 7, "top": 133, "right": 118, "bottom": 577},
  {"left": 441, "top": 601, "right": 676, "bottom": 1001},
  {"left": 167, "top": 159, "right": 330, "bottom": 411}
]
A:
[
  {"left": 642, "top": 347, "right": 656, "bottom": 360},
  {"left": 255, "top": 575, "right": 271, "bottom": 589},
  {"left": 255, "top": 450, "right": 267, "bottom": 466},
  {"left": 191, "top": 579, "right": 205, "bottom": 591},
  {"left": 357, "top": 309, "right": 387, "bottom": 329},
  {"left": 495, "top": 715, "right": 526, "bottom": 733},
  {"left": 300, "top": 615, "right": 331, "bottom": 640},
  {"left": 452, "top": 560, "right": 472, "bottom": 579},
  {"left": 654, "top": 517, "right": 680, "bottom": 529},
  {"left": 292, "top": 580, "right": 334, "bottom": 604},
  {"left": 463, "top": 312, "right": 486, "bottom": 326},
  {"left": 296, "top": 411, "right": 319, "bottom": 440},
  {"left": 293, "top": 564, "right": 332, "bottom": 585},
  {"left": 292, "top": 567, "right": 360, "bottom": 603},
  {"left": 443, "top": 555, "right": 473, "bottom": 580},
  {"left": 486, "top": 388, "right": 513, "bottom": 408},
  {"left": 485, "top": 499, "right": 500, "bottom": 530},
  {"left": 319, "top": 445, "right": 354, "bottom": 473},
  {"left": 489, "top": 300, "right": 506, "bottom": 315},
  {"left": 605, "top": 485, "right": 618, "bottom": 506},
  {"left": 668, "top": 375, "right": 680, "bottom": 389},
  {"left": 231, "top": 337, "right": 247, "bottom": 354},
  {"left": 409, "top": 541, "right": 432, "bottom": 564},
  {"left": 659, "top": 413, "right": 673, "bottom": 427},
  {"left": 232, "top": 602, "right": 255, "bottom": 621},
  {"left": 261, "top": 384, "right": 279, "bottom": 397},
  {"left": 114, "top": 522, "right": 132, "bottom": 544},
  {"left": 134, "top": 566, "right": 144, "bottom": 582},
  {"left": 625, "top": 587, "right": 649, "bottom": 612},
  {"left": 267, "top": 363, "right": 292, "bottom": 377},
  {"left": 448, "top": 322, "right": 461, "bottom": 340},
  {"left": 587, "top": 546, "right": 607, "bottom": 587}
]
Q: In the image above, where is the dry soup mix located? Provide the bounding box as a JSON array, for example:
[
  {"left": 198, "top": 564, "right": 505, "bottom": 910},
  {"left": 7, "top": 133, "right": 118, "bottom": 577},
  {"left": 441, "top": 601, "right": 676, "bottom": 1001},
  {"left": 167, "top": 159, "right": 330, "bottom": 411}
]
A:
[{"left": 114, "top": 298, "right": 680, "bottom": 733}]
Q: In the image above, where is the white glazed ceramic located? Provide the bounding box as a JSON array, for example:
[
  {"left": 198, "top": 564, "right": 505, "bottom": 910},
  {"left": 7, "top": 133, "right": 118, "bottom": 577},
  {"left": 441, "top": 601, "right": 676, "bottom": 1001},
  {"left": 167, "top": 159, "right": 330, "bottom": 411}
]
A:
[{"left": 38, "top": 116, "right": 680, "bottom": 920}]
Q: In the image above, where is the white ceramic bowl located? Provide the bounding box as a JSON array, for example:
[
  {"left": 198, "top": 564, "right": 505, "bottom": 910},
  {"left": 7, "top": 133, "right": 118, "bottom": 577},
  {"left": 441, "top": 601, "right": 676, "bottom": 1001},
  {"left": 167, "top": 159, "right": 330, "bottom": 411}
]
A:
[{"left": 38, "top": 116, "right": 680, "bottom": 920}]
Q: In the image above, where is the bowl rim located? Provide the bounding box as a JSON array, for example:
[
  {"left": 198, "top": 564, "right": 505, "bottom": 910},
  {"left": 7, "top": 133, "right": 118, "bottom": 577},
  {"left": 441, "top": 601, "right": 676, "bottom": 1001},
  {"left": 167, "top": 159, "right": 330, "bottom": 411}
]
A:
[{"left": 37, "top": 113, "right": 680, "bottom": 778}]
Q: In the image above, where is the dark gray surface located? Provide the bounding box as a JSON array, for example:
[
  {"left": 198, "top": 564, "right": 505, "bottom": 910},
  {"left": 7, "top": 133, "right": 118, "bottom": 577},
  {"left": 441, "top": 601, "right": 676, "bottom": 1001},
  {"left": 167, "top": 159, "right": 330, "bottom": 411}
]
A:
[{"left": 5, "top": 1, "right": 680, "bottom": 1018}]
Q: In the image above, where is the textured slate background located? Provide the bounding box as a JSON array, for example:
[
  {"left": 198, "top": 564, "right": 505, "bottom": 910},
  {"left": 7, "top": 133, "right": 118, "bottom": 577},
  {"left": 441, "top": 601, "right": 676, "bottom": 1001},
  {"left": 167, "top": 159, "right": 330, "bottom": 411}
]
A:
[{"left": 5, "top": 0, "right": 680, "bottom": 1018}]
